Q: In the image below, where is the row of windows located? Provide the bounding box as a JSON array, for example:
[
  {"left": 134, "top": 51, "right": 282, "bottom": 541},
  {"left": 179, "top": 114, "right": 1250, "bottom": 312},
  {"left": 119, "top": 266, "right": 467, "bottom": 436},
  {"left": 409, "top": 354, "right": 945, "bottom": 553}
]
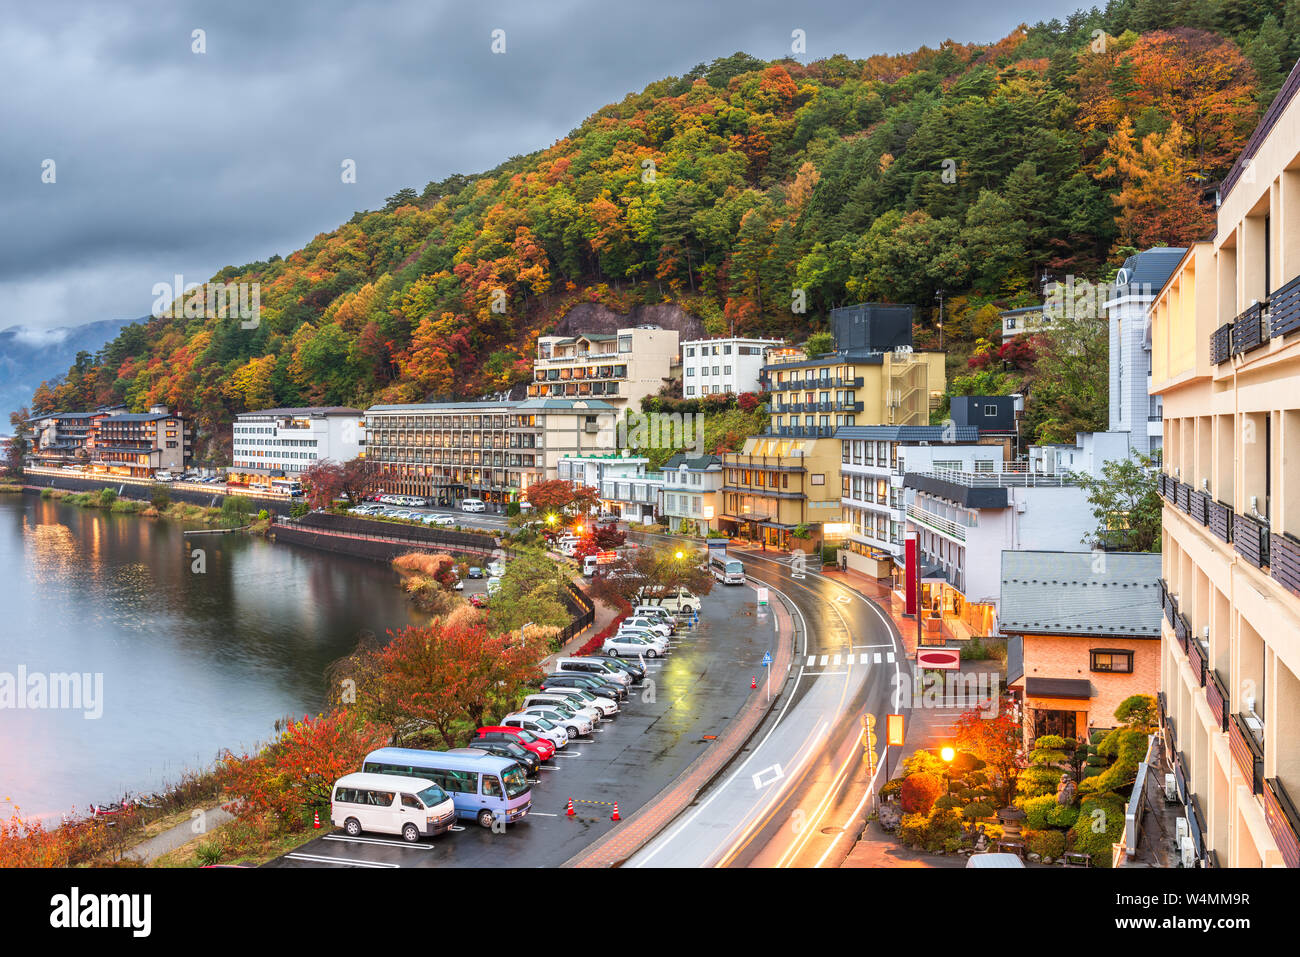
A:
[{"left": 685, "top": 365, "right": 733, "bottom": 376}]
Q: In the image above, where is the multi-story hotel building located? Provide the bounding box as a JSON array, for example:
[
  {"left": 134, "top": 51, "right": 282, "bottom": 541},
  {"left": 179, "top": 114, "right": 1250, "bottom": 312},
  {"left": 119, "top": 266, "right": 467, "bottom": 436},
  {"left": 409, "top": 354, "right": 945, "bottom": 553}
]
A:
[
  {"left": 228, "top": 407, "right": 366, "bottom": 488},
  {"left": 720, "top": 308, "right": 946, "bottom": 550},
  {"left": 366, "top": 401, "right": 518, "bottom": 505},
  {"left": 529, "top": 326, "right": 679, "bottom": 413},
  {"left": 659, "top": 453, "right": 724, "bottom": 534},
  {"left": 1148, "top": 62, "right": 1300, "bottom": 868},
  {"left": 506, "top": 397, "right": 618, "bottom": 495},
  {"left": 28, "top": 406, "right": 125, "bottom": 467},
  {"left": 90, "top": 406, "right": 190, "bottom": 478},
  {"left": 681, "top": 337, "right": 784, "bottom": 397}
]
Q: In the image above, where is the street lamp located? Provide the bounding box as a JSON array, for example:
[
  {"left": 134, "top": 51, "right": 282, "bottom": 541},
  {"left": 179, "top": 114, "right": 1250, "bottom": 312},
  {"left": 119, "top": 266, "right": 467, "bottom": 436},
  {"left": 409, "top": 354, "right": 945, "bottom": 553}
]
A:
[{"left": 934, "top": 288, "right": 946, "bottom": 352}]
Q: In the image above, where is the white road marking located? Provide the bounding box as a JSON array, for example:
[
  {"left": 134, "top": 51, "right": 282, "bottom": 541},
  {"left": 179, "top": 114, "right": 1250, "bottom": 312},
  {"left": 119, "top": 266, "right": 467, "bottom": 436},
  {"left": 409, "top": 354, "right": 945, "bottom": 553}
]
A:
[
  {"left": 752, "top": 764, "right": 784, "bottom": 789},
  {"left": 874, "top": 652, "right": 882, "bottom": 664},
  {"left": 832, "top": 653, "right": 841, "bottom": 666},
  {"left": 285, "top": 852, "right": 398, "bottom": 868},
  {"left": 530, "top": 812, "right": 559, "bottom": 817},
  {"left": 819, "top": 654, "right": 828, "bottom": 666},
  {"left": 323, "top": 834, "right": 433, "bottom": 850}
]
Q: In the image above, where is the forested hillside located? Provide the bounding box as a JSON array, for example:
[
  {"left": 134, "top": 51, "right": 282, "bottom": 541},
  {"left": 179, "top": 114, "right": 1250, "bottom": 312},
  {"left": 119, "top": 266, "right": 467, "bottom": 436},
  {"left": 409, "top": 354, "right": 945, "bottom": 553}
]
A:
[{"left": 29, "top": 0, "right": 1296, "bottom": 461}]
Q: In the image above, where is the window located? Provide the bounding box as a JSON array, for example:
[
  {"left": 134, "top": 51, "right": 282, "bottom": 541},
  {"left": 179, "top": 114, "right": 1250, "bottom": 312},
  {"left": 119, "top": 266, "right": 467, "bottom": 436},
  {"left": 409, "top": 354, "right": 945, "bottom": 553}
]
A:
[
  {"left": 984, "top": 405, "right": 998, "bottom": 416},
  {"left": 401, "top": 793, "right": 422, "bottom": 810},
  {"left": 1090, "top": 649, "right": 1133, "bottom": 673},
  {"left": 686, "top": 386, "right": 696, "bottom": 396},
  {"left": 686, "top": 367, "right": 694, "bottom": 376},
  {"left": 811, "top": 473, "right": 825, "bottom": 486}
]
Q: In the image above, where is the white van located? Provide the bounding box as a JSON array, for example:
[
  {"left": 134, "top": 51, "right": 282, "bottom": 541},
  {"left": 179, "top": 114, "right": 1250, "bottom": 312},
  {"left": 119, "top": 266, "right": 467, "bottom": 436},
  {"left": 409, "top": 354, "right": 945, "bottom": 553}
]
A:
[
  {"left": 461, "top": 498, "right": 486, "bottom": 512},
  {"left": 636, "top": 586, "right": 701, "bottom": 615},
  {"left": 330, "top": 772, "right": 457, "bottom": 842},
  {"left": 582, "top": 554, "right": 600, "bottom": 577}
]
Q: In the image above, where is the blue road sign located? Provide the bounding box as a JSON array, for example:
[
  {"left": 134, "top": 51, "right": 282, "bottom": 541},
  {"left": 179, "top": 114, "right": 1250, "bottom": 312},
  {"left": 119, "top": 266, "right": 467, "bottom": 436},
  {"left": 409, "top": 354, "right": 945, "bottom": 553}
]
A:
[{"left": 761, "top": 651, "right": 772, "bottom": 667}]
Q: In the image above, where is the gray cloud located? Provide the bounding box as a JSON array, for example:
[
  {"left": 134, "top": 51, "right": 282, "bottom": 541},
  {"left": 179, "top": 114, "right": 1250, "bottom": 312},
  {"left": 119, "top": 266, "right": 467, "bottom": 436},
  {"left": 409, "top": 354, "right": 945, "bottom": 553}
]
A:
[{"left": 1, "top": 0, "right": 1085, "bottom": 332}]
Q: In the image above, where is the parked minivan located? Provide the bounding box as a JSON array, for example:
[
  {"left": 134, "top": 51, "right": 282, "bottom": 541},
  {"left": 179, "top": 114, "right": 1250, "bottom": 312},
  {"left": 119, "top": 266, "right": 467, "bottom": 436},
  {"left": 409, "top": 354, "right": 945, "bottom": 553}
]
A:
[
  {"left": 461, "top": 498, "right": 486, "bottom": 512},
  {"left": 330, "top": 772, "right": 457, "bottom": 842},
  {"left": 555, "top": 657, "right": 631, "bottom": 686},
  {"left": 636, "top": 586, "right": 701, "bottom": 615}
]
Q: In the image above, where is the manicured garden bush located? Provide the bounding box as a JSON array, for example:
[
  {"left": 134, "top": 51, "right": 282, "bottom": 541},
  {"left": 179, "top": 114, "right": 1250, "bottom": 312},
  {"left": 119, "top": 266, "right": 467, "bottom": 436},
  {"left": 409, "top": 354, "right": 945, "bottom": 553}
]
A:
[
  {"left": 1069, "top": 793, "right": 1125, "bottom": 867},
  {"left": 1028, "top": 829, "right": 1066, "bottom": 861},
  {"left": 961, "top": 800, "right": 996, "bottom": 821},
  {"left": 899, "top": 772, "right": 945, "bottom": 815}
]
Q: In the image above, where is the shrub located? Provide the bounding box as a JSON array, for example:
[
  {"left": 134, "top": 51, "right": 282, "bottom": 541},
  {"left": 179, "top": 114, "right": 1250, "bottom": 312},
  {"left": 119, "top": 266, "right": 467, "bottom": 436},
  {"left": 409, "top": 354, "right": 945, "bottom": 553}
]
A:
[
  {"left": 150, "top": 484, "right": 171, "bottom": 510},
  {"left": 1047, "top": 803, "right": 1079, "bottom": 828},
  {"left": 921, "top": 808, "right": 963, "bottom": 852},
  {"left": 962, "top": 800, "right": 995, "bottom": 821},
  {"left": 1021, "top": 794, "right": 1059, "bottom": 830},
  {"left": 1028, "top": 829, "right": 1066, "bottom": 861},
  {"left": 879, "top": 777, "right": 906, "bottom": 801},
  {"left": 98, "top": 488, "right": 117, "bottom": 506},
  {"left": 897, "top": 813, "right": 927, "bottom": 848},
  {"left": 900, "top": 773, "right": 945, "bottom": 815},
  {"left": 1069, "top": 794, "right": 1125, "bottom": 867},
  {"left": 933, "top": 794, "right": 962, "bottom": 811},
  {"left": 257, "top": 509, "right": 269, "bottom": 521}
]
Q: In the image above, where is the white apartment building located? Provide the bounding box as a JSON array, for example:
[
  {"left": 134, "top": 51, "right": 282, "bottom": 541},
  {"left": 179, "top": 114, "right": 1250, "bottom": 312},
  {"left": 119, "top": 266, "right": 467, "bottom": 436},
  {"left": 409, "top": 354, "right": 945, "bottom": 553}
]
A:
[
  {"left": 231, "top": 407, "right": 365, "bottom": 480},
  {"left": 902, "top": 467, "right": 1095, "bottom": 639},
  {"left": 837, "top": 424, "right": 1005, "bottom": 576},
  {"left": 681, "top": 337, "right": 784, "bottom": 397},
  {"left": 658, "top": 453, "right": 724, "bottom": 534},
  {"left": 557, "top": 452, "right": 661, "bottom": 522},
  {"left": 1026, "top": 429, "right": 1135, "bottom": 479},
  {"left": 1106, "top": 247, "right": 1186, "bottom": 461},
  {"left": 531, "top": 326, "right": 678, "bottom": 412}
]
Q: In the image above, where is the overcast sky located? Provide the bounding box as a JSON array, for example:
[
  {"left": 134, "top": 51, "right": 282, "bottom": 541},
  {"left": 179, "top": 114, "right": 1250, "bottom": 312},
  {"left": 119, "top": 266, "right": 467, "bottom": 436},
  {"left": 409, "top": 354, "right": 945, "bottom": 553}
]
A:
[{"left": 2, "top": 0, "right": 1088, "bottom": 335}]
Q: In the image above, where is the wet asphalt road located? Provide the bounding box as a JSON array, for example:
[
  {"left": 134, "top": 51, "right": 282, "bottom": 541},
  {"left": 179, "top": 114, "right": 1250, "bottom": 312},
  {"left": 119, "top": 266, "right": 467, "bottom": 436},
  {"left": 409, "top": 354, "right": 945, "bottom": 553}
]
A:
[{"left": 266, "top": 578, "right": 776, "bottom": 868}]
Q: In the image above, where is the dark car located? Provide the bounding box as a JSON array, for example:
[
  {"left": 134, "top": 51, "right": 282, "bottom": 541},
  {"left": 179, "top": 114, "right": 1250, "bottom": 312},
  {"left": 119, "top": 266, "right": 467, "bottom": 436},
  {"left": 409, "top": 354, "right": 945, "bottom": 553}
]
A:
[
  {"left": 464, "top": 739, "right": 542, "bottom": 776},
  {"left": 589, "top": 656, "right": 645, "bottom": 684},
  {"left": 541, "top": 672, "right": 627, "bottom": 702},
  {"left": 467, "top": 567, "right": 484, "bottom": 579}
]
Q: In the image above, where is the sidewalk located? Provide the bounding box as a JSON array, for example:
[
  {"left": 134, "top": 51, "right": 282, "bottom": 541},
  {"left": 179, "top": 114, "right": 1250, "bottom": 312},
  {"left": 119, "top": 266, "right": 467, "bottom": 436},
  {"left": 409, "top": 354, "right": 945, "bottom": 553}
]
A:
[
  {"left": 121, "top": 805, "right": 235, "bottom": 864},
  {"left": 563, "top": 594, "right": 795, "bottom": 867}
]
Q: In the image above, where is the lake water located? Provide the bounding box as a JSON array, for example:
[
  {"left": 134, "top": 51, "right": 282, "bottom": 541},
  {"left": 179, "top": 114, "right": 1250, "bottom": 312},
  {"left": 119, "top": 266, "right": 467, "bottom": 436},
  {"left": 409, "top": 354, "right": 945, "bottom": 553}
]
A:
[{"left": 0, "top": 494, "right": 425, "bottom": 820}]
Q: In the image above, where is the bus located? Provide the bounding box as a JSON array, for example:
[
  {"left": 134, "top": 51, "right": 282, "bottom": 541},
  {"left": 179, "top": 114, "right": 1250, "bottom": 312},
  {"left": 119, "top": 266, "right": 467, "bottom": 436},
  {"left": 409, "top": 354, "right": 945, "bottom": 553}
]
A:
[
  {"left": 361, "top": 747, "right": 532, "bottom": 828},
  {"left": 271, "top": 478, "right": 303, "bottom": 496},
  {"left": 710, "top": 554, "right": 745, "bottom": 584}
]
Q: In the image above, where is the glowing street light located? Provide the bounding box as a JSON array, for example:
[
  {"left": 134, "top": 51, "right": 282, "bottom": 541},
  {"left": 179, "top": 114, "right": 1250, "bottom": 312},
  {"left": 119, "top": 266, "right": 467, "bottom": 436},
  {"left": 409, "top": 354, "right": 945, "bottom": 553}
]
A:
[
  {"left": 675, "top": 551, "right": 684, "bottom": 560},
  {"left": 940, "top": 745, "right": 955, "bottom": 763}
]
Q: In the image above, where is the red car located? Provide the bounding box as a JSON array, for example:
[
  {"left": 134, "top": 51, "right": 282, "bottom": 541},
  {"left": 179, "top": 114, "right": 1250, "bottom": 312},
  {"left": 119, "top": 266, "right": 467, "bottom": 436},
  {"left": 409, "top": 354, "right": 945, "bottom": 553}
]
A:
[{"left": 476, "top": 726, "right": 555, "bottom": 761}]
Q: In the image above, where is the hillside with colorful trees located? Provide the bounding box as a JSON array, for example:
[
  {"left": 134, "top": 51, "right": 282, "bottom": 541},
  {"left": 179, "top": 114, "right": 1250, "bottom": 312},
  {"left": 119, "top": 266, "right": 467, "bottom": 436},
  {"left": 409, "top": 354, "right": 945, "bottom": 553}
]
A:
[{"left": 27, "top": 0, "right": 1295, "bottom": 461}]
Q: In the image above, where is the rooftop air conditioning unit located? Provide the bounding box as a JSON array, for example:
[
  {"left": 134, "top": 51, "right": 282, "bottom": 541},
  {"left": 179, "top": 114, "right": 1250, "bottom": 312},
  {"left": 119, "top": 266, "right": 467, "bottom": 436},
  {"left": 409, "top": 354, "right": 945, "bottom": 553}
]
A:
[
  {"left": 1176, "top": 817, "right": 1189, "bottom": 844},
  {"left": 1165, "top": 775, "right": 1179, "bottom": 803},
  {"left": 1179, "top": 835, "right": 1197, "bottom": 868}
]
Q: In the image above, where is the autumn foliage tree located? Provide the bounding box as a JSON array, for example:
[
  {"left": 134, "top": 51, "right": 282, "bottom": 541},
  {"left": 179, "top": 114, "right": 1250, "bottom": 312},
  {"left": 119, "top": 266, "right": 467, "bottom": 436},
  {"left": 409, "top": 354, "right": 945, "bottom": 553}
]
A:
[
  {"left": 300, "top": 456, "right": 371, "bottom": 509},
  {"left": 953, "top": 695, "right": 1024, "bottom": 807}
]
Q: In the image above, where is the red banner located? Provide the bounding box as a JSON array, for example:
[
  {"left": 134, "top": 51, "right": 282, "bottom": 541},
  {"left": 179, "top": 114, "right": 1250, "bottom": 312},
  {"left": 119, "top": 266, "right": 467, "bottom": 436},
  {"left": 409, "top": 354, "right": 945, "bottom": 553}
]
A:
[{"left": 905, "top": 532, "right": 918, "bottom": 617}]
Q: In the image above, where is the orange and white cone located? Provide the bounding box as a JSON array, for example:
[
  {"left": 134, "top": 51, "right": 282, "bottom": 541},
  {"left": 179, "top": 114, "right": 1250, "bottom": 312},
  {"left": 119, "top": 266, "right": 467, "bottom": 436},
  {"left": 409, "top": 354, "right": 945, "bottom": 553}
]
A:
[
  {"left": 751, "top": 675, "right": 757, "bottom": 689},
  {"left": 565, "top": 797, "right": 576, "bottom": 817},
  {"left": 313, "top": 808, "right": 322, "bottom": 829},
  {"left": 611, "top": 802, "right": 621, "bottom": 822}
]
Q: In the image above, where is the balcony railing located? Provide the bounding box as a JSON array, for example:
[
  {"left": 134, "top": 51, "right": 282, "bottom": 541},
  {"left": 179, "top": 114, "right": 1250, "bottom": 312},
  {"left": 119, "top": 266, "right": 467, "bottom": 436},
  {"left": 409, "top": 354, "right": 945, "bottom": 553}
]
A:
[
  {"left": 1230, "top": 301, "right": 1269, "bottom": 356},
  {"left": 1210, "top": 323, "right": 1232, "bottom": 364},
  {"left": 1188, "top": 637, "right": 1207, "bottom": 688},
  {"left": 1229, "top": 713, "right": 1265, "bottom": 795},
  {"left": 1208, "top": 499, "right": 1233, "bottom": 543},
  {"left": 1191, "top": 490, "right": 1210, "bottom": 526},
  {"left": 1207, "top": 669, "right": 1230, "bottom": 732},
  {"left": 1176, "top": 481, "right": 1192, "bottom": 513},
  {"left": 1174, "top": 612, "right": 1190, "bottom": 652},
  {"left": 1234, "top": 512, "right": 1269, "bottom": 569},
  {"left": 905, "top": 503, "right": 968, "bottom": 541},
  {"left": 1268, "top": 272, "right": 1300, "bottom": 340},
  {"left": 918, "top": 469, "right": 1074, "bottom": 488},
  {"left": 1264, "top": 778, "right": 1300, "bottom": 869},
  {"left": 1159, "top": 578, "right": 1176, "bottom": 628},
  {"left": 1271, "top": 532, "right": 1300, "bottom": 597}
]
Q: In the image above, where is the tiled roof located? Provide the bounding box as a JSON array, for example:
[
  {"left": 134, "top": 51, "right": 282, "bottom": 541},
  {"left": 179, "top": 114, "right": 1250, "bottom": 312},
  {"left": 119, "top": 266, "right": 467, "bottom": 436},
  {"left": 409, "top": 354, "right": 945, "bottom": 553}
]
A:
[
  {"left": 238, "top": 407, "right": 363, "bottom": 417},
  {"left": 835, "top": 424, "right": 979, "bottom": 442},
  {"left": 998, "top": 550, "right": 1162, "bottom": 637},
  {"left": 1114, "top": 247, "right": 1187, "bottom": 297}
]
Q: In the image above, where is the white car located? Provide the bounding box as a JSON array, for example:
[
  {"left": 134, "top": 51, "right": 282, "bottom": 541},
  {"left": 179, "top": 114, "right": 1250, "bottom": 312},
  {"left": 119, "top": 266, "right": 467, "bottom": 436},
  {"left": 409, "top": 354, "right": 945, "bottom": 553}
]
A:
[
  {"left": 543, "top": 687, "right": 619, "bottom": 717},
  {"left": 603, "top": 634, "right": 665, "bottom": 658},
  {"left": 486, "top": 577, "right": 502, "bottom": 595},
  {"left": 621, "top": 617, "right": 671, "bottom": 639},
  {"left": 452, "top": 578, "right": 464, "bottom": 591},
  {"left": 616, "top": 625, "right": 670, "bottom": 647},
  {"left": 424, "top": 514, "right": 456, "bottom": 527},
  {"left": 518, "top": 705, "right": 592, "bottom": 739},
  {"left": 522, "top": 693, "right": 602, "bottom": 725},
  {"left": 501, "top": 713, "right": 568, "bottom": 748}
]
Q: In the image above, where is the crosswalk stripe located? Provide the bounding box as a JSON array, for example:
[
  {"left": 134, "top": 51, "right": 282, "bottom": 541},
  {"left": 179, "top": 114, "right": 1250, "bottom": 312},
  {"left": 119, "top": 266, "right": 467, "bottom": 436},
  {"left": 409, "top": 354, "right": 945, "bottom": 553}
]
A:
[
  {"left": 874, "top": 652, "right": 882, "bottom": 664},
  {"left": 887, "top": 651, "right": 896, "bottom": 663},
  {"left": 820, "top": 655, "right": 828, "bottom": 666},
  {"left": 806, "top": 654, "right": 816, "bottom": 666},
  {"left": 832, "top": 653, "right": 841, "bottom": 666}
]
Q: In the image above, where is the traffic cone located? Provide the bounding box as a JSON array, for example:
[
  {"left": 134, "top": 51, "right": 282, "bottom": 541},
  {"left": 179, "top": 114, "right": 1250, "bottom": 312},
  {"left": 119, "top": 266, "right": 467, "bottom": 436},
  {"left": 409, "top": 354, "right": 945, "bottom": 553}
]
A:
[
  {"left": 751, "top": 675, "right": 757, "bottom": 689},
  {"left": 313, "top": 808, "right": 322, "bottom": 829},
  {"left": 611, "top": 802, "right": 621, "bottom": 822},
  {"left": 565, "top": 797, "right": 575, "bottom": 817}
]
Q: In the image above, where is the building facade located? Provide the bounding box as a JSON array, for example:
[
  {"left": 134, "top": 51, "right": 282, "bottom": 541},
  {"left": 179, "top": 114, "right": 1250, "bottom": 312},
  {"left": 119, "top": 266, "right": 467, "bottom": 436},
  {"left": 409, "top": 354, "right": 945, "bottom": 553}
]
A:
[
  {"left": 530, "top": 327, "right": 678, "bottom": 413},
  {"left": 229, "top": 407, "right": 365, "bottom": 488},
  {"left": 658, "top": 453, "right": 724, "bottom": 534},
  {"left": 1001, "top": 551, "right": 1163, "bottom": 748},
  {"left": 1147, "top": 63, "right": 1300, "bottom": 868},
  {"left": 681, "top": 337, "right": 784, "bottom": 397},
  {"left": 90, "top": 407, "right": 190, "bottom": 478}
]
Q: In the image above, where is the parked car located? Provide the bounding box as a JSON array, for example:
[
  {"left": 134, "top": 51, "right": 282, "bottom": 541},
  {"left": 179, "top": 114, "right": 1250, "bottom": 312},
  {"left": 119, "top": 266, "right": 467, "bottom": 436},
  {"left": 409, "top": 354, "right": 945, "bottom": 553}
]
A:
[
  {"left": 461, "top": 498, "right": 486, "bottom": 512},
  {"left": 616, "top": 624, "right": 670, "bottom": 646},
  {"left": 467, "top": 566, "right": 484, "bottom": 579},
  {"left": 603, "top": 634, "right": 664, "bottom": 658},
  {"left": 451, "top": 741, "right": 541, "bottom": 777},
  {"left": 540, "top": 686, "right": 619, "bottom": 717},
  {"left": 631, "top": 605, "right": 677, "bottom": 630},
  {"left": 522, "top": 693, "right": 603, "bottom": 724},
  {"left": 587, "top": 656, "right": 645, "bottom": 684},
  {"left": 516, "top": 705, "right": 592, "bottom": 739},
  {"left": 475, "top": 726, "right": 555, "bottom": 762},
  {"left": 620, "top": 616, "right": 672, "bottom": 639},
  {"left": 555, "top": 657, "right": 632, "bottom": 686},
  {"left": 541, "top": 672, "right": 627, "bottom": 702},
  {"left": 452, "top": 578, "right": 464, "bottom": 591},
  {"left": 425, "top": 514, "right": 456, "bottom": 527},
  {"left": 500, "top": 713, "right": 568, "bottom": 749}
]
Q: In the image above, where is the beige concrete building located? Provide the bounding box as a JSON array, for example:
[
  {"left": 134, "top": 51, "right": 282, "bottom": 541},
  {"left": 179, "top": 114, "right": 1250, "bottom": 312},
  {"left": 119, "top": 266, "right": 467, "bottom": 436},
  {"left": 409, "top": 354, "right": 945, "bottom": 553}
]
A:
[
  {"left": 529, "top": 327, "right": 679, "bottom": 413},
  {"left": 1148, "top": 63, "right": 1300, "bottom": 868}
]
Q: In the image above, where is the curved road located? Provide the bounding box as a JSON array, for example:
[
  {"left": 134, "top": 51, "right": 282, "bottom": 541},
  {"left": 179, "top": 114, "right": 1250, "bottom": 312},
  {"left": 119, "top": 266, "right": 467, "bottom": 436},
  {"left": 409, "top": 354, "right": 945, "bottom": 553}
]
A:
[{"left": 627, "top": 545, "right": 912, "bottom": 869}]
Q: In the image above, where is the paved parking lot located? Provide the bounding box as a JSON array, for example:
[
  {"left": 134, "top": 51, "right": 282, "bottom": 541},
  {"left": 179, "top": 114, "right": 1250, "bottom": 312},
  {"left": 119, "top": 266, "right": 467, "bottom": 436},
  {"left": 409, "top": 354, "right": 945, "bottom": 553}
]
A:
[{"left": 267, "top": 580, "right": 778, "bottom": 868}]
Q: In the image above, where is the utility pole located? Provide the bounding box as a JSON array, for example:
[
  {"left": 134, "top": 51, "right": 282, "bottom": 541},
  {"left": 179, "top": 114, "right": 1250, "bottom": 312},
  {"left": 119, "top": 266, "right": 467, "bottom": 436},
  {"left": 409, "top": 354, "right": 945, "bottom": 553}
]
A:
[{"left": 934, "top": 289, "right": 946, "bottom": 352}]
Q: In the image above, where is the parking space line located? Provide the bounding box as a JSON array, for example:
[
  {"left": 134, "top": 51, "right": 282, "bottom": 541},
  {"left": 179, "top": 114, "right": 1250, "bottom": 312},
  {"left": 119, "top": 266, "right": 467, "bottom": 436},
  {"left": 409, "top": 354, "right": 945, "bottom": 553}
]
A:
[
  {"left": 323, "top": 834, "right": 434, "bottom": 850},
  {"left": 285, "top": 852, "right": 399, "bottom": 868}
]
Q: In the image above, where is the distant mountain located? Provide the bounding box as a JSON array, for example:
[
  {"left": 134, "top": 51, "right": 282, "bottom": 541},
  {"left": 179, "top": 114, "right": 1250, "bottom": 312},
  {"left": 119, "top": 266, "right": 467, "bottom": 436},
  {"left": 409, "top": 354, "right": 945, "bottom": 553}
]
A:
[{"left": 0, "top": 318, "right": 140, "bottom": 414}]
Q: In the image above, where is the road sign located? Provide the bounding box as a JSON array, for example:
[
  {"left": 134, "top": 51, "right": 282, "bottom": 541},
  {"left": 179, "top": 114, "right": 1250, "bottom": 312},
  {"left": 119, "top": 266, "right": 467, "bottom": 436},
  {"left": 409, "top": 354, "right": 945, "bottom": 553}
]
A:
[
  {"left": 916, "top": 647, "right": 961, "bottom": 671},
  {"left": 595, "top": 550, "right": 618, "bottom": 564},
  {"left": 886, "top": 713, "right": 905, "bottom": 747},
  {"left": 760, "top": 651, "right": 772, "bottom": 667},
  {"left": 756, "top": 587, "right": 769, "bottom": 605}
]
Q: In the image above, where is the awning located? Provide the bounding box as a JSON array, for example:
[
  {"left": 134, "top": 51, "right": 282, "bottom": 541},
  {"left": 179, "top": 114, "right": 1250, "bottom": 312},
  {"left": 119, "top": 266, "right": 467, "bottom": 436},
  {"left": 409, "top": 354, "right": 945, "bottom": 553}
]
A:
[{"left": 1024, "top": 678, "right": 1094, "bottom": 700}]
